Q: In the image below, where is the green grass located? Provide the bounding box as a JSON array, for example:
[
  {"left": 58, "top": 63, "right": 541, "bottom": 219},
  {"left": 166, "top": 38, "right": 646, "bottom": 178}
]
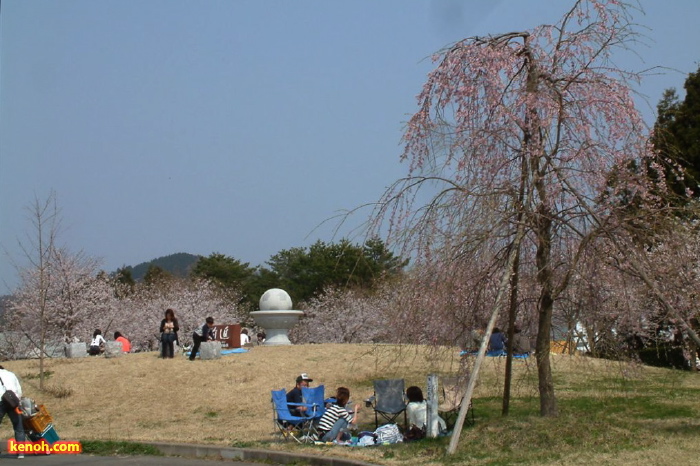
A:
[
  {"left": 339, "top": 365, "right": 700, "bottom": 465},
  {"left": 21, "top": 370, "right": 54, "bottom": 380},
  {"left": 80, "top": 440, "right": 164, "bottom": 456}
]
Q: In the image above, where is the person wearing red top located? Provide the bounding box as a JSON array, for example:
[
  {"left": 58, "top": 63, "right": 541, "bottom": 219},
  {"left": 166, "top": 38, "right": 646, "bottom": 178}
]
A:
[{"left": 114, "top": 331, "right": 131, "bottom": 353}]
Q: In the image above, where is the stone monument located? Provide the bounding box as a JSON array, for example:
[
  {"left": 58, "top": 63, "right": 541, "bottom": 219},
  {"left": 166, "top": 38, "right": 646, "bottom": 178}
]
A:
[{"left": 250, "top": 288, "right": 303, "bottom": 346}]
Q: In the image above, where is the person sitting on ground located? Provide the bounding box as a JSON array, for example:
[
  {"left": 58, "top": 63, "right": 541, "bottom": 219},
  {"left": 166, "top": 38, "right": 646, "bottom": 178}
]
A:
[
  {"left": 189, "top": 316, "right": 215, "bottom": 361},
  {"left": 286, "top": 373, "right": 313, "bottom": 417},
  {"left": 89, "top": 329, "right": 106, "bottom": 356},
  {"left": 317, "top": 386, "right": 361, "bottom": 443},
  {"left": 240, "top": 328, "right": 250, "bottom": 346},
  {"left": 114, "top": 331, "right": 131, "bottom": 353},
  {"left": 405, "top": 385, "right": 446, "bottom": 436},
  {"left": 257, "top": 331, "right": 266, "bottom": 345},
  {"left": 511, "top": 325, "right": 531, "bottom": 354},
  {"left": 488, "top": 327, "right": 507, "bottom": 352},
  {"left": 469, "top": 328, "right": 485, "bottom": 352}
]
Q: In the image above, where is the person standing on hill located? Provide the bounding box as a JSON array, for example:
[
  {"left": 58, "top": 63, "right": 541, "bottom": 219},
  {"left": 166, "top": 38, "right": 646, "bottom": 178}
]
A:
[
  {"left": 189, "top": 316, "right": 215, "bottom": 361},
  {"left": 160, "top": 308, "right": 180, "bottom": 358},
  {"left": 0, "top": 365, "right": 27, "bottom": 458}
]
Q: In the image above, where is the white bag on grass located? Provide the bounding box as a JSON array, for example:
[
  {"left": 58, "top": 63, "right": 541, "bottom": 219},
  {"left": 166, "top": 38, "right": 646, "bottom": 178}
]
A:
[{"left": 374, "top": 423, "right": 403, "bottom": 444}]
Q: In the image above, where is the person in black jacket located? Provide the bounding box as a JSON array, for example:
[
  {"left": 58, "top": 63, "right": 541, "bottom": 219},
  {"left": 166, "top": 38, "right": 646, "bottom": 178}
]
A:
[
  {"left": 160, "top": 308, "right": 180, "bottom": 359},
  {"left": 286, "top": 373, "right": 313, "bottom": 416},
  {"left": 189, "top": 317, "right": 215, "bottom": 361}
]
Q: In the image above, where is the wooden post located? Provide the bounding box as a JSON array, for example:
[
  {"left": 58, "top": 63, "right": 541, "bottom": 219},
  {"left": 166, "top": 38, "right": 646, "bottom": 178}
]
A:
[
  {"left": 426, "top": 374, "right": 439, "bottom": 438},
  {"left": 447, "top": 220, "right": 526, "bottom": 455}
]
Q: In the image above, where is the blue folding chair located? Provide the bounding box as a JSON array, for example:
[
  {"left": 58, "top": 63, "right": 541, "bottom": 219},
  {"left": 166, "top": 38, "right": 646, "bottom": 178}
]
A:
[
  {"left": 271, "top": 389, "right": 314, "bottom": 443},
  {"left": 301, "top": 384, "right": 327, "bottom": 438},
  {"left": 302, "top": 385, "right": 326, "bottom": 420},
  {"left": 366, "top": 379, "right": 407, "bottom": 430}
]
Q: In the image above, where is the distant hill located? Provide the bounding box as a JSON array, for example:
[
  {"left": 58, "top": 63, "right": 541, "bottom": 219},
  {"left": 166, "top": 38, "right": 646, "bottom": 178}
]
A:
[{"left": 122, "top": 252, "right": 201, "bottom": 281}]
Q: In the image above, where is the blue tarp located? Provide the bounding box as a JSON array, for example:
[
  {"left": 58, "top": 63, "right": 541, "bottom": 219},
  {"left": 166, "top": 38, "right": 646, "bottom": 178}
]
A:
[
  {"left": 460, "top": 350, "right": 530, "bottom": 359},
  {"left": 185, "top": 348, "right": 249, "bottom": 357}
]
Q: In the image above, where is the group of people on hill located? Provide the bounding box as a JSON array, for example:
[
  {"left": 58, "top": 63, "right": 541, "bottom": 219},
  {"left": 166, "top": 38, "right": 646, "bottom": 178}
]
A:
[
  {"left": 469, "top": 325, "right": 531, "bottom": 354},
  {"left": 158, "top": 308, "right": 217, "bottom": 359},
  {"left": 88, "top": 329, "right": 131, "bottom": 355},
  {"left": 284, "top": 373, "right": 446, "bottom": 443},
  {"left": 285, "top": 372, "right": 362, "bottom": 443},
  {"left": 160, "top": 309, "right": 260, "bottom": 360},
  {"left": 159, "top": 310, "right": 223, "bottom": 360},
  {"left": 87, "top": 308, "right": 259, "bottom": 359}
]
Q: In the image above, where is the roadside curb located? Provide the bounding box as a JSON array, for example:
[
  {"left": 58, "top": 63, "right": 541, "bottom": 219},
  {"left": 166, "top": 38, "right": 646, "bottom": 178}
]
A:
[{"left": 145, "top": 442, "right": 380, "bottom": 466}]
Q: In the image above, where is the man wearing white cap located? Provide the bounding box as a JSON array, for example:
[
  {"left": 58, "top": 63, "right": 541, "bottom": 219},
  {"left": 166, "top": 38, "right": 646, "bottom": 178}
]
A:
[{"left": 286, "top": 373, "right": 313, "bottom": 417}]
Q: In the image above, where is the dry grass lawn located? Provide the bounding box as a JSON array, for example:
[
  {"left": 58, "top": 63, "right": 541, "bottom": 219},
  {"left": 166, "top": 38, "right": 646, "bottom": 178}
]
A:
[{"left": 2, "top": 344, "right": 699, "bottom": 465}]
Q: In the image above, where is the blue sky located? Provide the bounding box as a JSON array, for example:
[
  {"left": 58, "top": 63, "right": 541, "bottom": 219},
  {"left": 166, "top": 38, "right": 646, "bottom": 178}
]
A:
[{"left": 1, "top": 0, "right": 699, "bottom": 293}]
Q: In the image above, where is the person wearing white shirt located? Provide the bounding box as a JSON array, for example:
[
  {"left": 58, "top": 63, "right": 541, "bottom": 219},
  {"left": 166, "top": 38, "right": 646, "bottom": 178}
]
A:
[
  {"left": 240, "top": 329, "right": 250, "bottom": 345},
  {"left": 406, "top": 386, "right": 446, "bottom": 433},
  {"left": 0, "top": 365, "right": 27, "bottom": 455},
  {"left": 89, "top": 329, "right": 107, "bottom": 355}
]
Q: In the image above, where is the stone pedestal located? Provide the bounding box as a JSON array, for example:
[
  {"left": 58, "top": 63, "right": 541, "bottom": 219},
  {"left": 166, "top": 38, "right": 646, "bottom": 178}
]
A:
[
  {"left": 199, "top": 341, "right": 221, "bottom": 360},
  {"left": 104, "top": 341, "right": 123, "bottom": 358},
  {"left": 250, "top": 310, "right": 303, "bottom": 345},
  {"left": 252, "top": 288, "right": 303, "bottom": 346},
  {"left": 65, "top": 342, "right": 87, "bottom": 358}
]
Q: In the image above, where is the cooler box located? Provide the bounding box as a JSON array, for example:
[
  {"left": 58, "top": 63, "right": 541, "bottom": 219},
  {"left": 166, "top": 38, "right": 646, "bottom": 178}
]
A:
[{"left": 28, "top": 424, "right": 60, "bottom": 445}]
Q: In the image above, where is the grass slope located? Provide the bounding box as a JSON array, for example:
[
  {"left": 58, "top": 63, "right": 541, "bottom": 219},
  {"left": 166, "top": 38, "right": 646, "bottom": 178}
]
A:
[{"left": 2, "top": 344, "right": 699, "bottom": 465}]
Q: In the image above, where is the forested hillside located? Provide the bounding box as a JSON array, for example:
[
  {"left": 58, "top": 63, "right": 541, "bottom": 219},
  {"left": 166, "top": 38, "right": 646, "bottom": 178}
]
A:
[{"left": 122, "top": 252, "right": 201, "bottom": 281}]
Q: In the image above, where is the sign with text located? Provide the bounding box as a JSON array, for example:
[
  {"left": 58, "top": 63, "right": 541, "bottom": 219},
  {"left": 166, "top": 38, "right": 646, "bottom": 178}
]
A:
[{"left": 211, "top": 324, "right": 241, "bottom": 349}]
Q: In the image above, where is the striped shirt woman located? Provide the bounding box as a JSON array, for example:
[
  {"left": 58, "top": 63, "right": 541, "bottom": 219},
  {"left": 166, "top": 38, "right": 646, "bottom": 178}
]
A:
[{"left": 317, "top": 387, "right": 360, "bottom": 442}]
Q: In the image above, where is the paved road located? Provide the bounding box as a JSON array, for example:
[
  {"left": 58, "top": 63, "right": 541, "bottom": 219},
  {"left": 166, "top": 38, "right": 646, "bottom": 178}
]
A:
[{"left": 0, "top": 452, "right": 271, "bottom": 465}]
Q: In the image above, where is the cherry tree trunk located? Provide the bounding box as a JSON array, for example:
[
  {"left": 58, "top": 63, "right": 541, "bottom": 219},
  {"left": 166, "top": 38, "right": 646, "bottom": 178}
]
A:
[
  {"left": 535, "top": 292, "right": 557, "bottom": 416},
  {"left": 502, "top": 251, "right": 520, "bottom": 416},
  {"left": 535, "top": 204, "right": 558, "bottom": 417}
]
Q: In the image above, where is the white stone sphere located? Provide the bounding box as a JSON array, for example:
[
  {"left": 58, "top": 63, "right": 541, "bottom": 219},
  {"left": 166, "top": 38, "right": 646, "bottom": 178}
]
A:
[{"left": 259, "top": 288, "right": 293, "bottom": 311}]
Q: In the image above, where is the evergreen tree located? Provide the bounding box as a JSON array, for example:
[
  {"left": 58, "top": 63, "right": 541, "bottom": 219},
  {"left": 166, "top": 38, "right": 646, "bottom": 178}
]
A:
[
  {"left": 652, "top": 65, "right": 700, "bottom": 200},
  {"left": 143, "top": 265, "right": 172, "bottom": 287},
  {"left": 257, "top": 238, "right": 406, "bottom": 305},
  {"left": 115, "top": 267, "right": 135, "bottom": 288},
  {"left": 190, "top": 253, "right": 256, "bottom": 306}
]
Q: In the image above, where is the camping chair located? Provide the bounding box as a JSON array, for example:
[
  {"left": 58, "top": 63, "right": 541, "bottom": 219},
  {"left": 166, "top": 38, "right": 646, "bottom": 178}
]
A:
[
  {"left": 366, "top": 379, "right": 407, "bottom": 430},
  {"left": 271, "top": 389, "right": 315, "bottom": 443},
  {"left": 438, "top": 376, "right": 474, "bottom": 429},
  {"left": 302, "top": 384, "right": 326, "bottom": 438}
]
